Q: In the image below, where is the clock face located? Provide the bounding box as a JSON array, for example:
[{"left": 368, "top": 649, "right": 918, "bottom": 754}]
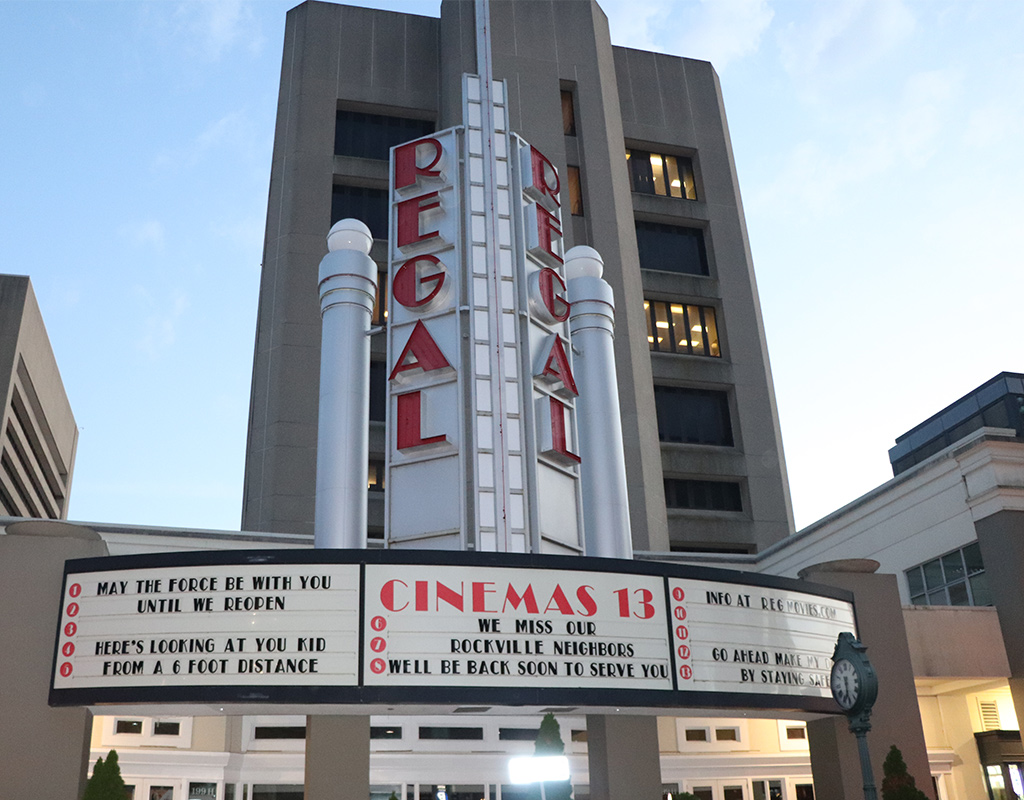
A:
[{"left": 831, "top": 658, "right": 860, "bottom": 710}]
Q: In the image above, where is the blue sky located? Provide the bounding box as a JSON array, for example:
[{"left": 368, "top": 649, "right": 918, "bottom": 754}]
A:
[{"left": 1, "top": 0, "right": 1022, "bottom": 532}]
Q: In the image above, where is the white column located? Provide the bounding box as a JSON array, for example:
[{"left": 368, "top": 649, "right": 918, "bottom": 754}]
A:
[
  {"left": 565, "top": 246, "right": 632, "bottom": 559},
  {"left": 314, "top": 219, "right": 377, "bottom": 550}
]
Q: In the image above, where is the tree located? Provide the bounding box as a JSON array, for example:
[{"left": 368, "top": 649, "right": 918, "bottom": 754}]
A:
[
  {"left": 531, "top": 713, "right": 572, "bottom": 800},
  {"left": 881, "top": 745, "right": 930, "bottom": 800},
  {"left": 82, "top": 749, "right": 128, "bottom": 800}
]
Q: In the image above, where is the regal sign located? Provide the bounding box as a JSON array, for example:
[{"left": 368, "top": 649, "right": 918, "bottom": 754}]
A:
[
  {"left": 385, "top": 76, "right": 585, "bottom": 555},
  {"left": 51, "top": 549, "right": 855, "bottom": 715}
]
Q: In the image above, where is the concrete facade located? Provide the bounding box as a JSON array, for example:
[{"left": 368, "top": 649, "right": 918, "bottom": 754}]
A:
[
  {"left": 242, "top": 0, "right": 794, "bottom": 555},
  {"left": 0, "top": 274, "right": 77, "bottom": 519}
]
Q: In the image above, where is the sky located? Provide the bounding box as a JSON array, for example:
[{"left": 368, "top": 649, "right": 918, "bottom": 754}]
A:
[{"left": 1, "top": 0, "right": 1022, "bottom": 534}]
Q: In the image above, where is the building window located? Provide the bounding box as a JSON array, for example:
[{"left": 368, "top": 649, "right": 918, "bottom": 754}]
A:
[
  {"left": 418, "top": 726, "right": 484, "bottom": 740},
  {"left": 906, "top": 542, "right": 991, "bottom": 606},
  {"left": 752, "top": 781, "right": 784, "bottom": 800},
  {"left": 370, "top": 361, "right": 386, "bottom": 422},
  {"left": 665, "top": 479, "right": 741, "bottom": 512},
  {"left": 626, "top": 149, "right": 696, "bottom": 199},
  {"left": 561, "top": 90, "right": 576, "bottom": 136},
  {"left": 253, "top": 726, "right": 306, "bottom": 739},
  {"left": 335, "top": 109, "right": 434, "bottom": 161},
  {"left": 684, "top": 728, "right": 708, "bottom": 742},
  {"left": 115, "top": 719, "right": 142, "bottom": 735},
  {"left": 645, "top": 300, "right": 720, "bottom": 356},
  {"left": 331, "top": 185, "right": 388, "bottom": 240},
  {"left": 654, "top": 386, "right": 733, "bottom": 446},
  {"left": 635, "top": 221, "right": 708, "bottom": 276},
  {"left": 153, "top": 721, "right": 181, "bottom": 736},
  {"left": 567, "top": 166, "right": 584, "bottom": 216},
  {"left": 373, "top": 270, "right": 388, "bottom": 326},
  {"left": 499, "top": 727, "right": 540, "bottom": 741},
  {"left": 370, "top": 726, "right": 402, "bottom": 739},
  {"left": 368, "top": 460, "right": 385, "bottom": 491}
]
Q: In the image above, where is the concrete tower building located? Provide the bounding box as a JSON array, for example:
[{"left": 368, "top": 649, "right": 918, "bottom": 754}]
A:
[
  {"left": 0, "top": 274, "right": 77, "bottom": 519},
  {"left": 242, "top": 0, "right": 793, "bottom": 554}
]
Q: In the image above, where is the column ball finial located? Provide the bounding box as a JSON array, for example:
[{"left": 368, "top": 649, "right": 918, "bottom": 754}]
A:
[
  {"left": 327, "top": 218, "right": 373, "bottom": 255},
  {"left": 564, "top": 245, "right": 604, "bottom": 280}
]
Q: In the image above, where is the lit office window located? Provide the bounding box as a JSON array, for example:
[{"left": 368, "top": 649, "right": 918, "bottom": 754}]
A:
[
  {"left": 626, "top": 149, "right": 696, "bottom": 199},
  {"left": 373, "top": 270, "right": 388, "bottom": 326},
  {"left": 561, "top": 90, "right": 577, "bottom": 136},
  {"left": 368, "top": 460, "right": 385, "bottom": 491},
  {"left": 567, "top": 166, "right": 584, "bottom": 216},
  {"left": 645, "top": 300, "right": 720, "bottom": 356},
  {"left": 905, "top": 542, "right": 991, "bottom": 606}
]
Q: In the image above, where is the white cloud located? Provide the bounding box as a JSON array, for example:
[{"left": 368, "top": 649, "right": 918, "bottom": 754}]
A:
[
  {"left": 153, "top": 110, "right": 265, "bottom": 172},
  {"left": 604, "top": 0, "right": 772, "bottom": 68},
  {"left": 673, "top": 0, "right": 773, "bottom": 69},
  {"left": 777, "top": 0, "right": 915, "bottom": 83},
  {"left": 135, "top": 288, "right": 189, "bottom": 360},
  {"left": 119, "top": 220, "right": 166, "bottom": 248},
  {"left": 172, "top": 0, "right": 264, "bottom": 60}
]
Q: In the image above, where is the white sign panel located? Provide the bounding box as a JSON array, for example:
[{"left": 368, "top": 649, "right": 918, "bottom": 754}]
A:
[
  {"left": 53, "top": 563, "right": 360, "bottom": 691},
  {"left": 362, "top": 564, "right": 672, "bottom": 690},
  {"left": 668, "top": 578, "right": 856, "bottom": 698},
  {"left": 50, "top": 551, "right": 857, "bottom": 713}
]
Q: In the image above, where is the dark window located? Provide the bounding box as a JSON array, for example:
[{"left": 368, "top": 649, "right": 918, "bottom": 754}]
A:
[
  {"left": 635, "top": 221, "right": 708, "bottom": 276},
  {"left": 418, "top": 726, "right": 484, "bottom": 740},
  {"left": 370, "top": 726, "right": 402, "bottom": 739},
  {"left": 115, "top": 719, "right": 142, "bottom": 735},
  {"left": 906, "top": 542, "right": 990, "bottom": 606},
  {"left": 645, "top": 300, "right": 720, "bottom": 356},
  {"left": 561, "top": 90, "right": 577, "bottom": 136},
  {"left": 626, "top": 149, "right": 696, "bottom": 199},
  {"left": 567, "top": 166, "right": 584, "bottom": 216},
  {"left": 684, "top": 728, "right": 708, "bottom": 742},
  {"left": 153, "top": 721, "right": 181, "bottom": 736},
  {"left": 252, "top": 787, "right": 304, "bottom": 800},
  {"left": 368, "top": 460, "right": 385, "bottom": 492},
  {"left": 795, "top": 785, "right": 815, "bottom": 800},
  {"left": 571, "top": 729, "right": 588, "bottom": 742},
  {"left": 332, "top": 185, "right": 388, "bottom": 240},
  {"left": 664, "top": 479, "right": 742, "bottom": 512},
  {"left": 335, "top": 109, "right": 433, "bottom": 161},
  {"left": 253, "top": 726, "right": 306, "bottom": 740},
  {"left": 370, "top": 361, "right": 386, "bottom": 422},
  {"left": 654, "top": 386, "right": 733, "bottom": 446},
  {"left": 716, "top": 728, "right": 738, "bottom": 741},
  {"left": 499, "top": 727, "right": 539, "bottom": 741}
]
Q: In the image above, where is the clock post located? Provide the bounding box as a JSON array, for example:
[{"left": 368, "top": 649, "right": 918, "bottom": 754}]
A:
[{"left": 831, "top": 632, "right": 880, "bottom": 800}]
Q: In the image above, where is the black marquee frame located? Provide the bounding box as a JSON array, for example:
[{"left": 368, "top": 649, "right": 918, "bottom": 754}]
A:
[{"left": 50, "top": 548, "right": 855, "bottom": 714}]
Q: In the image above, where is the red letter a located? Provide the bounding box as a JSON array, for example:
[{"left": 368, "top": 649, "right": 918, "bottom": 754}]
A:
[{"left": 390, "top": 321, "right": 452, "bottom": 380}]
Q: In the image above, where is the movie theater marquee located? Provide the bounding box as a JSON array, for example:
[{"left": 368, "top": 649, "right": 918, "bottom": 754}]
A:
[{"left": 51, "top": 550, "right": 855, "bottom": 714}]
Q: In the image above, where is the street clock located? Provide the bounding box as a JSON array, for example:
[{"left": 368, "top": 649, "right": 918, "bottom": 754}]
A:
[{"left": 830, "top": 632, "right": 878, "bottom": 721}]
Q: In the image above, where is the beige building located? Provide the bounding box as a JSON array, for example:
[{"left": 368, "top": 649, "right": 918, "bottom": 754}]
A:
[
  {"left": 0, "top": 274, "right": 77, "bottom": 519},
  {"left": 242, "top": 0, "right": 794, "bottom": 555}
]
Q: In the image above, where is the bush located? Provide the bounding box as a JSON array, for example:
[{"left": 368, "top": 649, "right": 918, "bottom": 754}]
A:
[
  {"left": 82, "top": 749, "right": 127, "bottom": 800},
  {"left": 881, "top": 745, "right": 929, "bottom": 800}
]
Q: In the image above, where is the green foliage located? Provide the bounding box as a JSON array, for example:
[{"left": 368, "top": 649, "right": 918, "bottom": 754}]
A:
[
  {"left": 881, "top": 745, "right": 929, "bottom": 800},
  {"left": 388, "top": 793, "right": 400, "bottom": 800},
  {"left": 676, "top": 794, "right": 700, "bottom": 800},
  {"left": 530, "top": 714, "right": 571, "bottom": 800},
  {"left": 534, "top": 713, "right": 566, "bottom": 756},
  {"left": 82, "top": 749, "right": 127, "bottom": 800}
]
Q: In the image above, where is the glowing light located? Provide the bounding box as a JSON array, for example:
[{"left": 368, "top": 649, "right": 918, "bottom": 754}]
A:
[{"left": 509, "top": 755, "right": 571, "bottom": 784}]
